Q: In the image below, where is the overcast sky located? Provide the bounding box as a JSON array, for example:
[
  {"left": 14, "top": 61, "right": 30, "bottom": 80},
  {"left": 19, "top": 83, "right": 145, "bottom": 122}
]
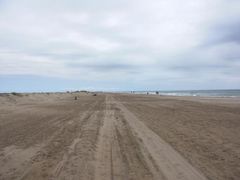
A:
[{"left": 0, "top": 0, "right": 240, "bottom": 92}]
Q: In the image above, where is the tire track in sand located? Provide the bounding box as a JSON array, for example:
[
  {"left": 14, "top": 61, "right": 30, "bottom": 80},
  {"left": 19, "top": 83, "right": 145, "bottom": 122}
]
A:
[
  {"left": 112, "top": 95, "right": 207, "bottom": 180},
  {"left": 95, "top": 96, "right": 156, "bottom": 180},
  {"left": 19, "top": 97, "right": 105, "bottom": 180},
  {"left": 94, "top": 95, "right": 125, "bottom": 180}
]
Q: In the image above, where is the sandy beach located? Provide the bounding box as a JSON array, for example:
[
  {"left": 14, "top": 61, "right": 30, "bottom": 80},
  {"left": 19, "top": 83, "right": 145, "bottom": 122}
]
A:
[{"left": 0, "top": 92, "right": 239, "bottom": 180}]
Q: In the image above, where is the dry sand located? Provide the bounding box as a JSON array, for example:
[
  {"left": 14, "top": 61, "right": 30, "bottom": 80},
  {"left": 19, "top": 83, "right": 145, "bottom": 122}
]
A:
[{"left": 0, "top": 92, "right": 239, "bottom": 180}]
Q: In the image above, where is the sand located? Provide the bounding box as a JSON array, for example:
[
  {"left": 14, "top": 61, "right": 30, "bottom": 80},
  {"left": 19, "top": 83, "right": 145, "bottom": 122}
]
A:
[{"left": 0, "top": 92, "right": 239, "bottom": 180}]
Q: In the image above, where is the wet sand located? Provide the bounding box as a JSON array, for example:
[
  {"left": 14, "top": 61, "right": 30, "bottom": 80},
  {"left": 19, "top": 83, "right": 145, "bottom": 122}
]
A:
[{"left": 0, "top": 92, "right": 239, "bottom": 180}]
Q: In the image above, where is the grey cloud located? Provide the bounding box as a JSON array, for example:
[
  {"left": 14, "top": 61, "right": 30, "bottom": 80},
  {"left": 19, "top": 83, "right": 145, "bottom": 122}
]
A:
[
  {"left": 0, "top": 0, "right": 240, "bottom": 90},
  {"left": 205, "top": 21, "right": 240, "bottom": 46},
  {"left": 67, "top": 61, "right": 139, "bottom": 73}
]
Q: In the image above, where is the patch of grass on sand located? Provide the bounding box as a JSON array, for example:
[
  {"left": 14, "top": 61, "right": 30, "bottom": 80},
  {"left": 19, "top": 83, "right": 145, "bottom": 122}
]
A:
[{"left": 11, "top": 92, "right": 22, "bottom": 96}]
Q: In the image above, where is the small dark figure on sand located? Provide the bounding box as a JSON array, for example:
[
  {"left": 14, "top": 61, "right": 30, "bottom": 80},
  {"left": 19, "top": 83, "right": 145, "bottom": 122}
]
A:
[{"left": 75, "top": 96, "right": 77, "bottom": 100}]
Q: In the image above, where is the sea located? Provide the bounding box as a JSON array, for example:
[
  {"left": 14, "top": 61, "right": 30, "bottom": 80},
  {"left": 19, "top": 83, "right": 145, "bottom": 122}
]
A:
[{"left": 129, "top": 89, "right": 240, "bottom": 97}]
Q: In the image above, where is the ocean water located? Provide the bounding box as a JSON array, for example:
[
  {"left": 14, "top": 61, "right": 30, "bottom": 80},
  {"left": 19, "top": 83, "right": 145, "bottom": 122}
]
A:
[{"left": 131, "top": 89, "right": 240, "bottom": 97}]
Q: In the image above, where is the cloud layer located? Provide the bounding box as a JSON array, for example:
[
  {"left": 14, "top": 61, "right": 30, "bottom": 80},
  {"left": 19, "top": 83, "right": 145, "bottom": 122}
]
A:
[{"left": 0, "top": 0, "right": 240, "bottom": 91}]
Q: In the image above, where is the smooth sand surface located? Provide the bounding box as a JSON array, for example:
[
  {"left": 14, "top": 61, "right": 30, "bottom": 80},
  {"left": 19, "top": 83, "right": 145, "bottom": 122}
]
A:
[{"left": 0, "top": 93, "right": 239, "bottom": 180}]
